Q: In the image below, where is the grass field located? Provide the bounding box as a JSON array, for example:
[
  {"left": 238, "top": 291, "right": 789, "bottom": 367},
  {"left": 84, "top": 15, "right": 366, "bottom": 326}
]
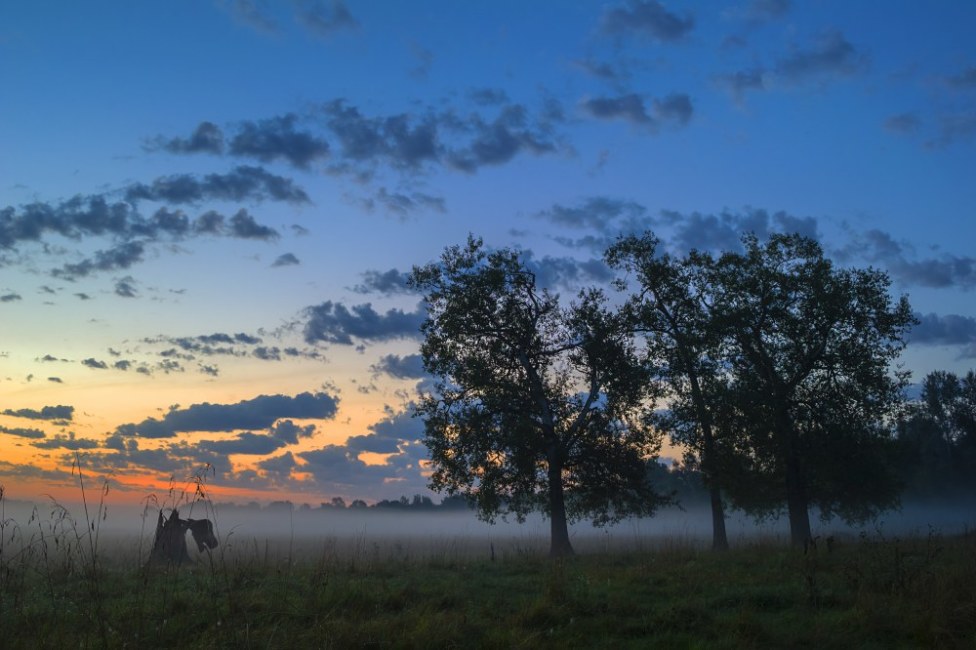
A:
[{"left": 2, "top": 495, "right": 975, "bottom": 649}]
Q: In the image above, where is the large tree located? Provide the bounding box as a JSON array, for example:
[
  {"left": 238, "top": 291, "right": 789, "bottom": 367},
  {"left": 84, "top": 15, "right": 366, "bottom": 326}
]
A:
[
  {"left": 410, "top": 237, "right": 665, "bottom": 556},
  {"left": 711, "top": 233, "right": 915, "bottom": 545},
  {"left": 606, "top": 233, "right": 733, "bottom": 551}
]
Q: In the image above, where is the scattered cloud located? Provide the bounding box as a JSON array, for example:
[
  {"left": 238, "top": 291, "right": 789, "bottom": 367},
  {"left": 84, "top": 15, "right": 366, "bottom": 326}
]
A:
[
  {"left": 0, "top": 425, "right": 46, "bottom": 439},
  {"left": 124, "top": 166, "right": 310, "bottom": 205},
  {"left": 370, "top": 353, "right": 426, "bottom": 380},
  {"left": 350, "top": 268, "right": 414, "bottom": 295},
  {"left": 292, "top": 0, "right": 358, "bottom": 37},
  {"left": 775, "top": 30, "right": 865, "bottom": 83},
  {"left": 303, "top": 301, "right": 425, "bottom": 345},
  {"left": 115, "top": 391, "right": 339, "bottom": 438},
  {"left": 272, "top": 252, "right": 300, "bottom": 267},
  {"left": 31, "top": 433, "right": 100, "bottom": 450},
  {"left": 580, "top": 93, "right": 693, "bottom": 130},
  {"left": 2, "top": 405, "right": 74, "bottom": 421},
  {"left": 600, "top": 0, "right": 695, "bottom": 42}
]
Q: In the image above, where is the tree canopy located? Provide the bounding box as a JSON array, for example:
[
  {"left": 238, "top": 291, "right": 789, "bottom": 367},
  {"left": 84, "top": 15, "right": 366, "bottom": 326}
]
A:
[{"left": 410, "top": 237, "right": 666, "bottom": 556}]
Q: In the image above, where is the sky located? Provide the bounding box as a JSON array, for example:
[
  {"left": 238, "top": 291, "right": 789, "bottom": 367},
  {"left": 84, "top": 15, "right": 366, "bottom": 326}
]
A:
[{"left": 1, "top": 0, "right": 975, "bottom": 508}]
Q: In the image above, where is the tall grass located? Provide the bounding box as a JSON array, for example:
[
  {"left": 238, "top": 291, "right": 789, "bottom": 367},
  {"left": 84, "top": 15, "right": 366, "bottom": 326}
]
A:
[{"left": 1, "top": 472, "right": 975, "bottom": 648}]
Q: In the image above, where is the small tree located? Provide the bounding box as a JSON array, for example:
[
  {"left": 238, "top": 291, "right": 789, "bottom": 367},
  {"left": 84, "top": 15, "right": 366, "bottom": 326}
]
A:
[
  {"left": 410, "top": 237, "right": 666, "bottom": 556},
  {"left": 711, "top": 233, "right": 915, "bottom": 545}
]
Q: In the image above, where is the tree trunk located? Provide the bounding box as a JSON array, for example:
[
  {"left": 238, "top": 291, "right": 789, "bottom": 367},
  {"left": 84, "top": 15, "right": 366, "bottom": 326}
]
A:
[
  {"left": 708, "top": 485, "right": 729, "bottom": 551},
  {"left": 547, "top": 450, "right": 574, "bottom": 557},
  {"left": 778, "top": 411, "right": 812, "bottom": 547}
]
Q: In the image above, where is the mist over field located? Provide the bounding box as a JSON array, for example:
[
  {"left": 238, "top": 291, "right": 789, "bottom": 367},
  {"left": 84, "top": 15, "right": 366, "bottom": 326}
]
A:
[{"left": 5, "top": 497, "right": 974, "bottom": 563}]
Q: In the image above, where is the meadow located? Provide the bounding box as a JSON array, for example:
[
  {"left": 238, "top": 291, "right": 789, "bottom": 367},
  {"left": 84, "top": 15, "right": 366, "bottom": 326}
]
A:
[{"left": 2, "top": 490, "right": 975, "bottom": 649}]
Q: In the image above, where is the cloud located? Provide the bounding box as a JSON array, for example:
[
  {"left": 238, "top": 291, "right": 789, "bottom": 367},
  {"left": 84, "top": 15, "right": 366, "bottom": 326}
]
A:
[
  {"left": 124, "top": 166, "right": 310, "bottom": 205},
  {"left": 53, "top": 242, "right": 145, "bottom": 280},
  {"left": 536, "top": 196, "right": 649, "bottom": 236},
  {"left": 366, "top": 188, "right": 446, "bottom": 217},
  {"left": 115, "top": 391, "right": 339, "bottom": 438},
  {"left": 270, "top": 419, "right": 317, "bottom": 444},
  {"left": 221, "top": 0, "right": 280, "bottom": 33},
  {"left": 292, "top": 0, "right": 358, "bottom": 37},
  {"left": 82, "top": 358, "right": 109, "bottom": 369},
  {"left": 272, "top": 252, "right": 300, "bottom": 267},
  {"left": 2, "top": 405, "right": 74, "bottom": 421},
  {"left": 229, "top": 209, "right": 280, "bottom": 240},
  {"left": 350, "top": 268, "right": 414, "bottom": 295},
  {"left": 31, "top": 433, "right": 100, "bottom": 450},
  {"left": 909, "top": 313, "right": 976, "bottom": 357},
  {"left": 228, "top": 114, "right": 330, "bottom": 168},
  {"left": 601, "top": 0, "right": 695, "bottom": 42},
  {"left": 0, "top": 425, "right": 46, "bottom": 439},
  {"left": 198, "top": 431, "right": 288, "bottom": 455},
  {"left": 842, "top": 229, "right": 976, "bottom": 290},
  {"left": 775, "top": 30, "right": 865, "bottom": 82},
  {"left": 153, "top": 121, "right": 225, "bottom": 154},
  {"left": 1, "top": 292, "right": 21, "bottom": 302},
  {"left": 664, "top": 207, "right": 818, "bottom": 253},
  {"left": 115, "top": 277, "right": 139, "bottom": 298},
  {"left": 303, "top": 301, "right": 425, "bottom": 345},
  {"left": 371, "top": 353, "right": 426, "bottom": 380},
  {"left": 581, "top": 93, "right": 693, "bottom": 129}
]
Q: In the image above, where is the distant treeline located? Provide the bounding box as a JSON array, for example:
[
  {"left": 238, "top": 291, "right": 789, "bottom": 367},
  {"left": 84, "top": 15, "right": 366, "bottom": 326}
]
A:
[{"left": 214, "top": 493, "right": 473, "bottom": 513}]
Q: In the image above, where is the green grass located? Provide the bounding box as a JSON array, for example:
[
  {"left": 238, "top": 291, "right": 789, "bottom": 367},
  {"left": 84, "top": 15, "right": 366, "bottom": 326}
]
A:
[{"left": 2, "top": 516, "right": 976, "bottom": 649}]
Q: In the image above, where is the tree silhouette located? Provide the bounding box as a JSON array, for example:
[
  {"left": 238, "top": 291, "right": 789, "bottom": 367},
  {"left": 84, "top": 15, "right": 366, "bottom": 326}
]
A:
[{"left": 410, "top": 236, "right": 666, "bottom": 556}]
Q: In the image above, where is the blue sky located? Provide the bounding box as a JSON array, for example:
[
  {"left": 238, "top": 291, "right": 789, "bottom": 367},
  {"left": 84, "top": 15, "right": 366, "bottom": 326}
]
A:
[{"left": 1, "top": 0, "right": 974, "bottom": 506}]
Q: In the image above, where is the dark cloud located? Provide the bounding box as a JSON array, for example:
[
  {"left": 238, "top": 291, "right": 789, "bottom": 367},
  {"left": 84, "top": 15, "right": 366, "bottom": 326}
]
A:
[
  {"left": 115, "top": 277, "right": 138, "bottom": 298},
  {"left": 447, "top": 104, "right": 559, "bottom": 171},
  {"left": 31, "top": 433, "right": 99, "bottom": 450},
  {"left": 350, "top": 268, "right": 414, "bottom": 295},
  {"left": 469, "top": 88, "right": 510, "bottom": 106},
  {"left": 371, "top": 353, "right": 426, "bottom": 380},
  {"left": 909, "top": 313, "right": 976, "bottom": 357},
  {"left": 367, "top": 188, "right": 446, "bottom": 217},
  {"left": 229, "top": 114, "right": 330, "bottom": 168},
  {"left": 82, "top": 358, "right": 109, "bottom": 369},
  {"left": 601, "top": 0, "right": 695, "bottom": 42},
  {"left": 322, "top": 100, "right": 440, "bottom": 169},
  {"left": 320, "top": 408, "right": 425, "bottom": 471},
  {"left": 303, "top": 301, "right": 425, "bottom": 345},
  {"left": 664, "top": 207, "right": 818, "bottom": 253},
  {"left": 581, "top": 93, "right": 693, "bottom": 129},
  {"left": 229, "top": 209, "right": 280, "bottom": 240},
  {"left": 1, "top": 292, "right": 21, "bottom": 302},
  {"left": 272, "top": 253, "right": 300, "bottom": 267},
  {"left": 775, "top": 30, "right": 864, "bottom": 82},
  {"left": 124, "top": 166, "right": 310, "bottom": 205},
  {"left": 2, "top": 405, "right": 74, "bottom": 421},
  {"left": 198, "top": 431, "right": 288, "bottom": 455},
  {"left": 270, "top": 419, "right": 316, "bottom": 444},
  {"left": 53, "top": 242, "right": 145, "bottom": 280},
  {"left": 842, "top": 229, "right": 976, "bottom": 290},
  {"left": 0, "top": 425, "right": 46, "bottom": 439},
  {"left": 153, "top": 121, "right": 225, "bottom": 155},
  {"left": 536, "top": 197, "right": 648, "bottom": 234},
  {"left": 521, "top": 252, "right": 615, "bottom": 291},
  {"left": 115, "top": 391, "right": 339, "bottom": 439},
  {"left": 292, "top": 0, "right": 358, "bottom": 37}
]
